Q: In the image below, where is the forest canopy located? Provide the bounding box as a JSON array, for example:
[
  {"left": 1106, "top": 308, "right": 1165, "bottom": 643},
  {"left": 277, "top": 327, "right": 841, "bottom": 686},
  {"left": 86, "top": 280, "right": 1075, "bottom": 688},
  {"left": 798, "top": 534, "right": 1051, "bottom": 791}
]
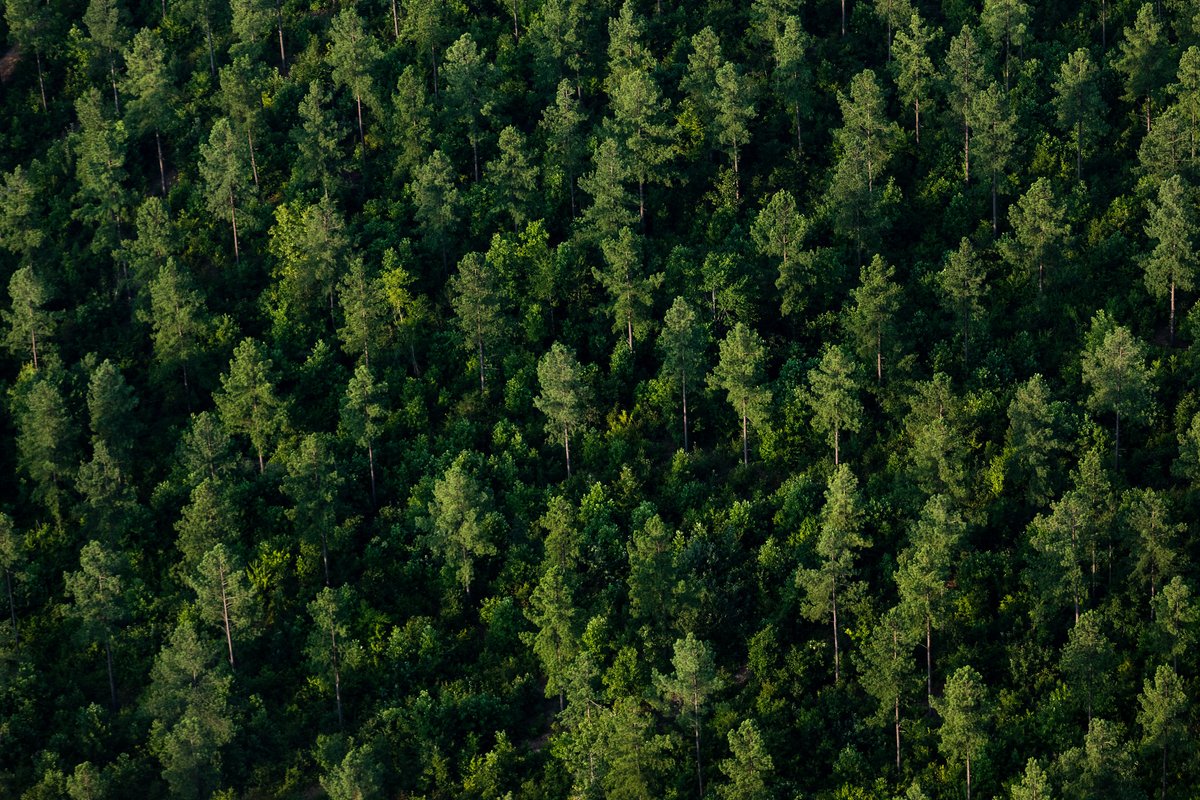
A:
[{"left": 1, "top": 0, "right": 1200, "bottom": 798}]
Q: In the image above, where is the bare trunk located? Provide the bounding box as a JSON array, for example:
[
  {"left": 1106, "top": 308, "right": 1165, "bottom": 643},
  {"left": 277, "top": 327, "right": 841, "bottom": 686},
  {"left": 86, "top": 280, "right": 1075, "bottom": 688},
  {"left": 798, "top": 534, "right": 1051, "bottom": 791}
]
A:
[
  {"left": 206, "top": 22, "right": 215, "bottom": 77},
  {"left": 895, "top": 695, "right": 901, "bottom": 770},
  {"left": 35, "top": 51, "right": 47, "bottom": 113},
  {"left": 156, "top": 131, "right": 167, "bottom": 196},
  {"left": 682, "top": 374, "right": 689, "bottom": 452},
  {"left": 356, "top": 94, "right": 365, "bottom": 148},
  {"left": 1170, "top": 280, "right": 1176, "bottom": 345},
  {"left": 320, "top": 528, "right": 330, "bottom": 586},
  {"left": 330, "top": 624, "right": 344, "bottom": 729},
  {"left": 30, "top": 327, "right": 38, "bottom": 371},
  {"left": 639, "top": 178, "right": 646, "bottom": 223},
  {"left": 694, "top": 720, "right": 704, "bottom": 798},
  {"left": 876, "top": 325, "right": 882, "bottom": 383},
  {"left": 248, "top": 130, "right": 259, "bottom": 188},
  {"left": 795, "top": 106, "right": 803, "bottom": 155},
  {"left": 926, "top": 612, "right": 932, "bottom": 709},
  {"left": 391, "top": 0, "right": 400, "bottom": 39},
  {"left": 831, "top": 581, "right": 840, "bottom": 683},
  {"left": 220, "top": 565, "right": 235, "bottom": 669},
  {"left": 276, "top": 0, "right": 287, "bottom": 71},
  {"left": 367, "top": 439, "right": 377, "bottom": 505},
  {"left": 834, "top": 427, "right": 840, "bottom": 465},
  {"left": 841, "top": 0, "right": 846, "bottom": 35},
  {"left": 229, "top": 191, "right": 240, "bottom": 263},
  {"left": 472, "top": 136, "right": 479, "bottom": 182},
  {"left": 478, "top": 335, "right": 486, "bottom": 393},
  {"left": 627, "top": 314, "right": 634, "bottom": 352},
  {"left": 105, "top": 636, "right": 118, "bottom": 710},
  {"left": 1114, "top": 409, "right": 1120, "bottom": 471},
  {"left": 1077, "top": 119, "right": 1083, "bottom": 181},
  {"left": 991, "top": 170, "right": 997, "bottom": 235},
  {"left": 5, "top": 569, "right": 18, "bottom": 652},
  {"left": 741, "top": 399, "right": 748, "bottom": 465},
  {"left": 915, "top": 96, "right": 921, "bottom": 145},
  {"left": 963, "top": 116, "right": 970, "bottom": 184},
  {"left": 564, "top": 426, "right": 571, "bottom": 477},
  {"left": 966, "top": 754, "right": 972, "bottom": 800}
]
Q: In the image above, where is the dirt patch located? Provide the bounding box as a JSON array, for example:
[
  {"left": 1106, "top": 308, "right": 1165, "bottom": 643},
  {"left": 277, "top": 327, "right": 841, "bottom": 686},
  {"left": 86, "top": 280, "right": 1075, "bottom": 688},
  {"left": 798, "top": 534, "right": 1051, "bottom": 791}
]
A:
[{"left": 0, "top": 46, "right": 21, "bottom": 84}]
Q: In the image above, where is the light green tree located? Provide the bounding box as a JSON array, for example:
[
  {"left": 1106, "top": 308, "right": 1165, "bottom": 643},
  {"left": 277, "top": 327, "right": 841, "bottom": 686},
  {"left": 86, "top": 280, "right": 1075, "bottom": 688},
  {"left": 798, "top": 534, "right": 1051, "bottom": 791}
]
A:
[
  {"left": 798, "top": 464, "right": 868, "bottom": 683},
  {"left": 658, "top": 297, "right": 708, "bottom": 452},
  {"left": 186, "top": 544, "right": 254, "bottom": 670},
  {"left": 846, "top": 255, "right": 901, "bottom": 383},
  {"left": 935, "top": 665, "right": 987, "bottom": 800},
  {"left": 214, "top": 338, "right": 284, "bottom": 473},
  {"left": 339, "top": 363, "right": 387, "bottom": 504},
  {"left": 1080, "top": 316, "right": 1152, "bottom": 469},
  {"left": 535, "top": 343, "right": 589, "bottom": 476},
  {"left": 655, "top": 633, "right": 725, "bottom": 799},
  {"left": 327, "top": 7, "right": 381, "bottom": 148},
  {"left": 1053, "top": 49, "right": 1105, "bottom": 181},
  {"left": 717, "top": 719, "right": 773, "bottom": 800},
  {"left": 708, "top": 323, "right": 771, "bottom": 464},
  {"left": 807, "top": 344, "right": 863, "bottom": 465},
  {"left": 427, "top": 453, "right": 502, "bottom": 597}
]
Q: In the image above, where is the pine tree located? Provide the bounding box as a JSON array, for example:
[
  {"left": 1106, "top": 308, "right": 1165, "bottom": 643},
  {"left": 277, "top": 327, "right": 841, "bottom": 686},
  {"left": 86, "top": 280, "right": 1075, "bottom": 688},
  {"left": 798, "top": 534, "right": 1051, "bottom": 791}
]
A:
[
  {"left": 595, "top": 227, "right": 663, "bottom": 352},
  {"left": 3, "top": 266, "right": 57, "bottom": 370},
  {"left": 798, "top": 464, "right": 868, "bottom": 683},
  {"left": 1081, "top": 316, "right": 1152, "bottom": 469},
  {"left": 1060, "top": 610, "right": 1116, "bottom": 723},
  {"left": 892, "top": 13, "right": 937, "bottom": 145},
  {"left": 655, "top": 633, "right": 724, "bottom": 799},
  {"left": 441, "top": 33, "right": 491, "bottom": 182},
  {"left": 214, "top": 338, "right": 284, "bottom": 473},
  {"left": 708, "top": 323, "right": 771, "bottom": 464},
  {"left": 122, "top": 28, "right": 173, "bottom": 195},
  {"left": 535, "top": 343, "right": 589, "bottom": 476},
  {"left": 327, "top": 7, "right": 381, "bottom": 148},
  {"left": 339, "top": 363, "right": 387, "bottom": 504},
  {"left": 659, "top": 297, "right": 708, "bottom": 452},
  {"left": 1138, "top": 664, "right": 1187, "bottom": 800},
  {"left": 281, "top": 434, "right": 343, "bottom": 586},
  {"left": 772, "top": 16, "right": 812, "bottom": 156},
  {"left": 487, "top": 126, "right": 539, "bottom": 232},
  {"left": 449, "top": 251, "right": 505, "bottom": 393},
  {"left": 199, "top": 118, "right": 252, "bottom": 262},
  {"left": 980, "top": 0, "right": 1028, "bottom": 90},
  {"left": 946, "top": 26, "right": 985, "bottom": 183},
  {"left": 846, "top": 255, "right": 901, "bottom": 383},
  {"left": 807, "top": 344, "right": 863, "bottom": 465},
  {"left": 186, "top": 544, "right": 254, "bottom": 669},
  {"left": 524, "top": 565, "right": 578, "bottom": 711},
  {"left": 717, "top": 720, "right": 773, "bottom": 800},
  {"left": 1053, "top": 49, "right": 1105, "bottom": 181},
  {"left": 856, "top": 606, "right": 917, "bottom": 770},
  {"left": 426, "top": 453, "right": 501, "bottom": 597},
  {"left": 938, "top": 237, "right": 987, "bottom": 365},
  {"left": 1001, "top": 178, "right": 1070, "bottom": 295},
  {"left": 1144, "top": 174, "right": 1196, "bottom": 343},
  {"left": 752, "top": 190, "right": 809, "bottom": 315},
  {"left": 64, "top": 540, "right": 127, "bottom": 710},
  {"left": 934, "top": 666, "right": 987, "bottom": 800},
  {"left": 1116, "top": 4, "right": 1170, "bottom": 133}
]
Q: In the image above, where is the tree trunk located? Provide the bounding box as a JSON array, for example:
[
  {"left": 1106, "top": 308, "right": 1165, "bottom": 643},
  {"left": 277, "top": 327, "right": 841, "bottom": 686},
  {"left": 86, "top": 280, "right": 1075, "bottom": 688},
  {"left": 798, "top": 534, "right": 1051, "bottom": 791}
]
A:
[
  {"left": 831, "top": 581, "right": 840, "bottom": 683},
  {"left": 876, "top": 325, "right": 882, "bottom": 383},
  {"left": 205, "top": 21, "right": 215, "bottom": 77},
  {"left": 330, "top": 624, "right": 344, "bottom": 729},
  {"left": 963, "top": 116, "right": 970, "bottom": 184},
  {"left": 367, "top": 439, "right": 377, "bottom": 505},
  {"left": 639, "top": 178, "right": 646, "bottom": 224},
  {"left": 110, "top": 61, "right": 121, "bottom": 115},
  {"left": 991, "top": 170, "right": 998, "bottom": 235},
  {"left": 915, "top": 96, "right": 921, "bottom": 145},
  {"left": 682, "top": 374, "right": 689, "bottom": 452},
  {"left": 276, "top": 0, "right": 287, "bottom": 71},
  {"left": 1114, "top": 409, "right": 1120, "bottom": 471},
  {"left": 105, "top": 636, "right": 118, "bottom": 711},
  {"left": 841, "top": 0, "right": 846, "bottom": 35},
  {"left": 472, "top": 135, "right": 480, "bottom": 182},
  {"left": 694, "top": 719, "right": 704, "bottom": 798},
  {"left": 30, "top": 327, "right": 38, "bottom": 371},
  {"left": 834, "top": 427, "right": 840, "bottom": 465},
  {"left": 391, "top": 0, "right": 400, "bottom": 39},
  {"left": 1170, "top": 280, "right": 1176, "bottom": 345},
  {"left": 477, "top": 335, "right": 486, "bottom": 393},
  {"left": 741, "top": 399, "right": 749, "bottom": 465},
  {"left": 627, "top": 314, "right": 634, "bottom": 352},
  {"left": 156, "top": 131, "right": 167, "bottom": 196},
  {"left": 926, "top": 612, "right": 932, "bottom": 709},
  {"left": 320, "top": 528, "right": 330, "bottom": 586},
  {"left": 220, "top": 565, "right": 235, "bottom": 669},
  {"left": 229, "top": 191, "right": 240, "bottom": 263},
  {"left": 564, "top": 426, "right": 571, "bottom": 477},
  {"left": 966, "top": 754, "right": 972, "bottom": 800},
  {"left": 795, "top": 106, "right": 803, "bottom": 155},
  {"left": 5, "top": 569, "right": 18, "bottom": 653},
  {"left": 1076, "top": 119, "right": 1083, "bottom": 181},
  {"left": 35, "top": 51, "right": 47, "bottom": 113},
  {"left": 895, "top": 695, "right": 901, "bottom": 770},
  {"left": 248, "top": 129, "right": 259, "bottom": 188},
  {"left": 356, "top": 94, "right": 365, "bottom": 148}
]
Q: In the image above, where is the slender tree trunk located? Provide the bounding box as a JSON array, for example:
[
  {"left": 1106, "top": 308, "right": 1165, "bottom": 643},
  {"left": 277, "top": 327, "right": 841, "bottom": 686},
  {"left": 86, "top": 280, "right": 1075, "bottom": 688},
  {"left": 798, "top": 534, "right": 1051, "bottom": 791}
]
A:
[
  {"left": 472, "top": 135, "right": 479, "bottom": 182},
  {"left": 926, "top": 612, "right": 933, "bottom": 709},
  {"left": 220, "top": 566, "right": 235, "bottom": 669},
  {"left": 391, "top": 0, "right": 400, "bottom": 39},
  {"left": 564, "top": 426, "right": 571, "bottom": 477},
  {"left": 963, "top": 116, "right": 970, "bottom": 184},
  {"left": 1162, "top": 743, "right": 1168, "bottom": 800},
  {"left": 276, "top": 1, "right": 287, "bottom": 71},
  {"left": 638, "top": 179, "right": 646, "bottom": 223},
  {"left": 1077, "top": 119, "right": 1083, "bottom": 181},
  {"left": 1114, "top": 409, "right": 1120, "bottom": 471},
  {"left": 682, "top": 374, "right": 689, "bottom": 452},
  {"left": 831, "top": 581, "right": 840, "bottom": 683},
  {"left": 330, "top": 624, "right": 344, "bottom": 729},
  {"left": 895, "top": 695, "right": 901, "bottom": 770},
  {"left": 367, "top": 439, "right": 377, "bottom": 505},
  {"left": 30, "top": 328, "right": 38, "bottom": 371},
  {"left": 841, "top": 0, "right": 846, "bottom": 35},
  {"left": 109, "top": 62, "right": 121, "bottom": 116},
  {"left": 248, "top": 130, "right": 259, "bottom": 188},
  {"left": 876, "top": 325, "right": 882, "bottom": 383},
  {"left": 1147, "top": 99, "right": 1152, "bottom": 134},
  {"left": 156, "top": 131, "right": 167, "bottom": 195},
  {"left": 229, "top": 191, "right": 240, "bottom": 263},
  {"left": 478, "top": 336, "right": 486, "bottom": 393},
  {"left": 320, "top": 528, "right": 330, "bottom": 586},
  {"left": 356, "top": 94, "right": 365, "bottom": 148},
  {"left": 35, "top": 51, "right": 47, "bottom": 113},
  {"left": 915, "top": 96, "right": 921, "bottom": 145},
  {"left": 5, "top": 569, "right": 18, "bottom": 653},
  {"left": 105, "top": 636, "right": 118, "bottom": 711},
  {"left": 966, "top": 754, "right": 972, "bottom": 800},
  {"left": 205, "top": 21, "right": 215, "bottom": 77},
  {"left": 627, "top": 314, "right": 634, "bottom": 352},
  {"left": 1170, "top": 280, "right": 1176, "bottom": 345},
  {"left": 834, "top": 427, "right": 840, "bottom": 465},
  {"left": 795, "top": 106, "right": 803, "bottom": 155},
  {"left": 991, "top": 170, "right": 998, "bottom": 235},
  {"left": 694, "top": 719, "right": 704, "bottom": 799},
  {"left": 741, "top": 400, "right": 749, "bottom": 465}
]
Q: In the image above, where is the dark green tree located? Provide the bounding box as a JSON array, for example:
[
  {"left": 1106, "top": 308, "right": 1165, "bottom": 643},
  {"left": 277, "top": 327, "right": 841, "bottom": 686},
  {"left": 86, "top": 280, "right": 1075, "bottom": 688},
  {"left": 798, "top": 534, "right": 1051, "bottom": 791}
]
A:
[
  {"left": 449, "top": 252, "right": 505, "bottom": 393},
  {"left": 1115, "top": 4, "right": 1170, "bottom": 133},
  {"left": 1054, "top": 49, "right": 1105, "bottom": 180},
  {"left": 658, "top": 297, "right": 708, "bottom": 452},
  {"left": 807, "top": 344, "right": 864, "bottom": 465},
  {"left": 214, "top": 338, "right": 284, "bottom": 473},
  {"left": 1081, "top": 316, "right": 1152, "bottom": 469},
  {"left": 934, "top": 665, "right": 987, "bottom": 800},
  {"left": 595, "top": 227, "right": 663, "bottom": 352},
  {"left": 426, "top": 453, "right": 501, "bottom": 597},
  {"left": 327, "top": 7, "right": 381, "bottom": 148},
  {"left": 655, "top": 633, "right": 724, "bottom": 799},
  {"left": 64, "top": 540, "right": 127, "bottom": 710},
  {"left": 1000, "top": 177, "right": 1070, "bottom": 295},
  {"left": 339, "top": 363, "right": 387, "bottom": 504},
  {"left": 1144, "top": 174, "right": 1196, "bottom": 343}
]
